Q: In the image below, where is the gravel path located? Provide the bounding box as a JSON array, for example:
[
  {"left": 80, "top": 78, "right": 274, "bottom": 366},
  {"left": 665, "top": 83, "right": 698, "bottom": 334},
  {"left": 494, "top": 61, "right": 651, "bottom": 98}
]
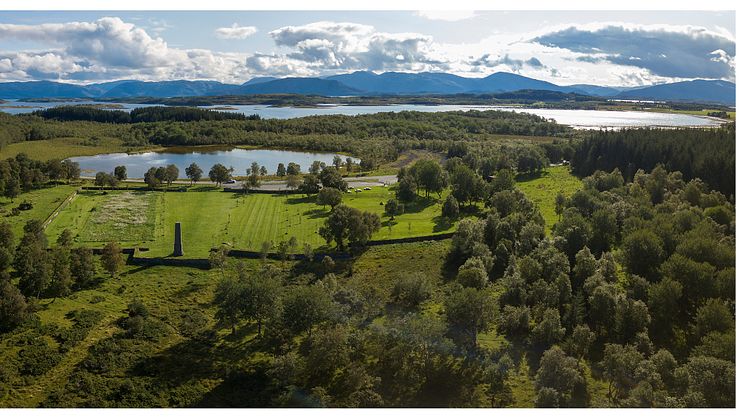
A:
[{"left": 81, "top": 174, "right": 399, "bottom": 191}]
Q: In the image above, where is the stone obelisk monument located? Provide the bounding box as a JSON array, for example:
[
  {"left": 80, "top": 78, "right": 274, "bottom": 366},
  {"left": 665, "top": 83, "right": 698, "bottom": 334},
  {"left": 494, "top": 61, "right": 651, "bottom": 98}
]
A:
[{"left": 173, "top": 222, "right": 183, "bottom": 256}]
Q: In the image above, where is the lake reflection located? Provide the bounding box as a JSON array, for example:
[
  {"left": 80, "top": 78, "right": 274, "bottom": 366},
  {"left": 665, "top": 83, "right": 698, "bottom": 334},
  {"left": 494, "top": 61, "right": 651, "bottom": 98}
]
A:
[{"left": 70, "top": 147, "right": 357, "bottom": 178}]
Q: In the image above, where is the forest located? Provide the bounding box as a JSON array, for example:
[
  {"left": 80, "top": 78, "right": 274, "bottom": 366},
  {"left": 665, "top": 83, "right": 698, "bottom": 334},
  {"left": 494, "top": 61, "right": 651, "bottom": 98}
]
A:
[
  {"left": 572, "top": 125, "right": 736, "bottom": 197},
  {"left": 0, "top": 107, "right": 737, "bottom": 408}
]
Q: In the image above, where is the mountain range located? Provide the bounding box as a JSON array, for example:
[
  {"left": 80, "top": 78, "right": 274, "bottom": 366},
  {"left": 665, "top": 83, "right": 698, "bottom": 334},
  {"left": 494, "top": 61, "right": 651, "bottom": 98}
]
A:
[{"left": 0, "top": 71, "right": 735, "bottom": 106}]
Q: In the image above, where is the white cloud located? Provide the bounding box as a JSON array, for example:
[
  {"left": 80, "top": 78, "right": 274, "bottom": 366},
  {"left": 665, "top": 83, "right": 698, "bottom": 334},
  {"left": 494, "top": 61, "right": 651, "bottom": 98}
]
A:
[
  {"left": 0, "top": 17, "right": 182, "bottom": 68},
  {"left": 268, "top": 21, "right": 442, "bottom": 73},
  {"left": 533, "top": 22, "right": 736, "bottom": 80},
  {"left": 415, "top": 11, "right": 477, "bottom": 22},
  {"left": 214, "top": 23, "right": 258, "bottom": 40},
  {"left": 0, "top": 17, "right": 736, "bottom": 87}
]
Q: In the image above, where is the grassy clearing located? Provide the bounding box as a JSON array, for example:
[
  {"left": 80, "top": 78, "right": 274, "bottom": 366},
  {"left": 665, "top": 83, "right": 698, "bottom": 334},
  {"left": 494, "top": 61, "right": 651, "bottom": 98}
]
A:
[
  {"left": 516, "top": 165, "right": 583, "bottom": 232},
  {"left": 0, "top": 137, "right": 155, "bottom": 161},
  {"left": 46, "top": 190, "right": 157, "bottom": 245},
  {"left": 46, "top": 185, "right": 459, "bottom": 256},
  {"left": 0, "top": 184, "right": 78, "bottom": 245}
]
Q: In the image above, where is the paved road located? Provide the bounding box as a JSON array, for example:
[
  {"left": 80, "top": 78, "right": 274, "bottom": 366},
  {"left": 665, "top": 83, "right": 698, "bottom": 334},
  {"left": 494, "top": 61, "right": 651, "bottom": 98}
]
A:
[{"left": 81, "top": 174, "right": 398, "bottom": 191}]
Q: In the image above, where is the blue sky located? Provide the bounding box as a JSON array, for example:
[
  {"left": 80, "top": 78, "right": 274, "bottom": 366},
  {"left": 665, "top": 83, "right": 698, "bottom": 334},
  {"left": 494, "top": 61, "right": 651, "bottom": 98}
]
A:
[{"left": 0, "top": 11, "right": 736, "bottom": 86}]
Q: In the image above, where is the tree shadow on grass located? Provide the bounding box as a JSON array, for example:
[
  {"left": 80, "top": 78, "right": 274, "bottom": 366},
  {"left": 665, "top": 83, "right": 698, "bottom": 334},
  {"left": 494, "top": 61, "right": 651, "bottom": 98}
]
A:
[
  {"left": 302, "top": 208, "right": 328, "bottom": 219},
  {"left": 127, "top": 319, "right": 276, "bottom": 407},
  {"left": 122, "top": 265, "right": 153, "bottom": 276},
  {"left": 192, "top": 185, "right": 219, "bottom": 192},
  {"left": 403, "top": 195, "right": 439, "bottom": 214},
  {"left": 286, "top": 195, "right": 315, "bottom": 205},
  {"left": 514, "top": 170, "right": 547, "bottom": 182},
  {"left": 432, "top": 215, "right": 454, "bottom": 233}
]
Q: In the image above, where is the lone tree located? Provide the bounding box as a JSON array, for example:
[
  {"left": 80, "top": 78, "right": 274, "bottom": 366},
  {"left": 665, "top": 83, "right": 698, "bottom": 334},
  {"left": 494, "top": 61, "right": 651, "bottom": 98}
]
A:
[
  {"left": 345, "top": 157, "right": 354, "bottom": 173},
  {"left": 555, "top": 193, "right": 566, "bottom": 219},
  {"left": 286, "top": 162, "right": 301, "bottom": 176},
  {"left": 285, "top": 175, "right": 301, "bottom": 192},
  {"left": 444, "top": 286, "right": 494, "bottom": 350},
  {"left": 213, "top": 276, "right": 242, "bottom": 334},
  {"left": 164, "top": 164, "right": 179, "bottom": 186},
  {"left": 298, "top": 174, "right": 321, "bottom": 197},
  {"left": 185, "top": 162, "right": 203, "bottom": 185},
  {"left": 144, "top": 167, "right": 161, "bottom": 189},
  {"left": 413, "top": 159, "right": 447, "bottom": 198},
  {"left": 114, "top": 166, "right": 127, "bottom": 182},
  {"left": 384, "top": 198, "right": 401, "bottom": 220},
  {"left": 101, "top": 242, "right": 124, "bottom": 278},
  {"left": 276, "top": 163, "right": 286, "bottom": 177},
  {"left": 94, "top": 172, "right": 116, "bottom": 189},
  {"left": 250, "top": 162, "right": 260, "bottom": 176},
  {"left": 396, "top": 175, "right": 418, "bottom": 203},
  {"left": 317, "top": 187, "right": 343, "bottom": 209},
  {"left": 442, "top": 194, "right": 460, "bottom": 220},
  {"left": 319, "top": 205, "right": 381, "bottom": 250},
  {"left": 209, "top": 163, "right": 232, "bottom": 186},
  {"left": 0, "top": 280, "right": 28, "bottom": 332},
  {"left": 319, "top": 166, "right": 348, "bottom": 191}
]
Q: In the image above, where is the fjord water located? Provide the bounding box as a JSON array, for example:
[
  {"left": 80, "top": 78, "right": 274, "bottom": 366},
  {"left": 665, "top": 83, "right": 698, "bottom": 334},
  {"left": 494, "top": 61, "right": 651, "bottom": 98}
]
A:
[
  {"left": 1, "top": 100, "right": 723, "bottom": 129},
  {"left": 70, "top": 148, "right": 357, "bottom": 178}
]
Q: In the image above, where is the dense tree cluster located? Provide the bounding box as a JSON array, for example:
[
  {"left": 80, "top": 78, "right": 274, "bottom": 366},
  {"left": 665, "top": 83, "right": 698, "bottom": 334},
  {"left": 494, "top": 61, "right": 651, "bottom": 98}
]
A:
[
  {"left": 1, "top": 154, "right": 79, "bottom": 200},
  {"left": 32, "top": 105, "right": 254, "bottom": 123},
  {"left": 319, "top": 205, "right": 381, "bottom": 250},
  {"left": 572, "top": 125, "right": 735, "bottom": 197},
  {"left": 437, "top": 159, "right": 735, "bottom": 407},
  {"left": 545, "top": 166, "right": 733, "bottom": 407},
  {"left": 2, "top": 108, "right": 574, "bottom": 177}
]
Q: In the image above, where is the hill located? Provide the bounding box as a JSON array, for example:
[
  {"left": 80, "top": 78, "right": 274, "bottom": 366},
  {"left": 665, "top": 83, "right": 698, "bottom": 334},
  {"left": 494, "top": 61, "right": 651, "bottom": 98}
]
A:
[{"left": 614, "top": 79, "right": 735, "bottom": 106}]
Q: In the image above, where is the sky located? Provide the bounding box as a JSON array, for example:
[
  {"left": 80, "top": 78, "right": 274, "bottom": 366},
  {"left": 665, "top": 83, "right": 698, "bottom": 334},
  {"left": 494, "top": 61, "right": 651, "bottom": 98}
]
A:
[{"left": 0, "top": 10, "right": 736, "bottom": 87}]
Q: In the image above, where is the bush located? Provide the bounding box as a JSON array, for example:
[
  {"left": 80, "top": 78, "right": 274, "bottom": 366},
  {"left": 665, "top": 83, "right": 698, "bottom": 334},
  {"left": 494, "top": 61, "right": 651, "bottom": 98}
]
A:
[
  {"left": 391, "top": 273, "right": 433, "bottom": 308},
  {"left": 18, "top": 339, "right": 62, "bottom": 376}
]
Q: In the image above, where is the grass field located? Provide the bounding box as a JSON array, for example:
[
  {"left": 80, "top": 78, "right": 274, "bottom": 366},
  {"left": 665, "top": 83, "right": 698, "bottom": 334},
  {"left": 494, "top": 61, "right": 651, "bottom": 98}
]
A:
[
  {"left": 0, "top": 137, "right": 156, "bottom": 161},
  {"left": 0, "top": 184, "right": 79, "bottom": 244},
  {"left": 516, "top": 165, "right": 583, "bottom": 232},
  {"left": 45, "top": 190, "right": 158, "bottom": 244},
  {"left": 45, "top": 185, "right": 458, "bottom": 256}
]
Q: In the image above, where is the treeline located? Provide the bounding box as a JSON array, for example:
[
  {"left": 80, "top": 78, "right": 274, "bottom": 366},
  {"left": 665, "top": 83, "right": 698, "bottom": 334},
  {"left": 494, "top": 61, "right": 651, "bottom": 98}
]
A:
[
  {"left": 32, "top": 105, "right": 257, "bottom": 124},
  {"left": 0, "top": 154, "right": 80, "bottom": 200},
  {"left": 2, "top": 108, "right": 573, "bottom": 167},
  {"left": 571, "top": 124, "right": 735, "bottom": 197}
]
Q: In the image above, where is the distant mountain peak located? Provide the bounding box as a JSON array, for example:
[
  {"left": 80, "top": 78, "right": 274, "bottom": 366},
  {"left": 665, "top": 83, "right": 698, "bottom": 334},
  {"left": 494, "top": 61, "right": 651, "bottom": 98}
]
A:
[{"left": 0, "top": 72, "right": 735, "bottom": 105}]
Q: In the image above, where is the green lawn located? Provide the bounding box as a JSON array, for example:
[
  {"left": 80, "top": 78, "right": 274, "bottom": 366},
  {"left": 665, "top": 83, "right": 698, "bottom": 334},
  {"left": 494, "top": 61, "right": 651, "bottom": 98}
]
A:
[
  {"left": 45, "top": 185, "right": 458, "bottom": 257},
  {"left": 0, "top": 184, "right": 79, "bottom": 245},
  {"left": 516, "top": 165, "right": 583, "bottom": 232}
]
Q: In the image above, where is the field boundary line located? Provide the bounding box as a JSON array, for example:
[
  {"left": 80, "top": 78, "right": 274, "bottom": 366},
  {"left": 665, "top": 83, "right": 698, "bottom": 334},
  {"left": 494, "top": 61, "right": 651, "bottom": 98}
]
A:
[{"left": 41, "top": 187, "right": 80, "bottom": 230}]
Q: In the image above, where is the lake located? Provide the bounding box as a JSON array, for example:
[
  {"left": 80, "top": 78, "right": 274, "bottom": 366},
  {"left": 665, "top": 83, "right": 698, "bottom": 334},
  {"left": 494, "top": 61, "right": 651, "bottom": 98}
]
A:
[
  {"left": 70, "top": 147, "right": 357, "bottom": 178},
  {"left": 0, "top": 100, "right": 724, "bottom": 129}
]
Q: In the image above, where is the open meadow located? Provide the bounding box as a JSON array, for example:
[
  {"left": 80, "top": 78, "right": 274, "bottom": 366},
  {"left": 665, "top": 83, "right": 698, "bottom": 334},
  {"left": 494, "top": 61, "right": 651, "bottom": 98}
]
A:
[{"left": 516, "top": 165, "right": 583, "bottom": 231}]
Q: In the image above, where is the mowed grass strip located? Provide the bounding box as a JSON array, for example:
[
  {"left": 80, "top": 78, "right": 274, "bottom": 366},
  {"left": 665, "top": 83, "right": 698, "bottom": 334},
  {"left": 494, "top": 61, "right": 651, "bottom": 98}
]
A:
[
  {"left": 46, "top": 185, "right": 460, "bottom": 257},
  {"left": 516, "top": 165, "right": 583, "bottom": 232}
]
